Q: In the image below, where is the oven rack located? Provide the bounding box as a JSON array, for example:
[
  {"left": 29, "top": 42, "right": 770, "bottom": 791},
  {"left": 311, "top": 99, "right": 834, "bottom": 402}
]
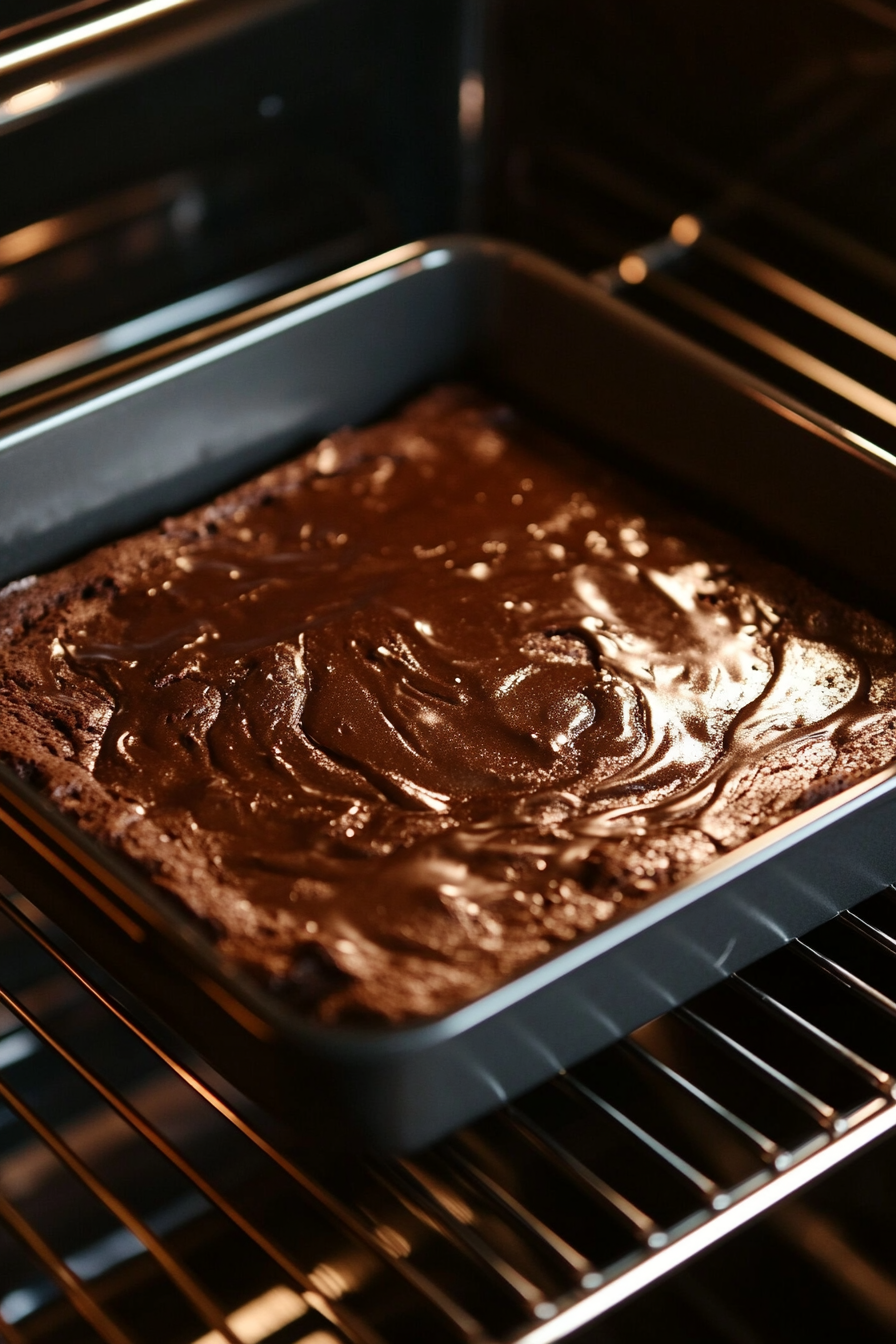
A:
[
  {"left": 498, "top": 2, "right": 896, "bottom": 464},
  {"left": 3, "top": 884, "right": 896, "bottom": 1344},
  {"left": 514, "top": 127, "right": 896, "bottom": 462}
]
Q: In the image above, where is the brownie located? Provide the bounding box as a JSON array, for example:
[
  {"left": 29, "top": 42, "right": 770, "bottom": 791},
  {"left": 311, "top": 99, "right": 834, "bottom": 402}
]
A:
[{"left": 2, "top": 386, "right": 895, "bottom": 1021}]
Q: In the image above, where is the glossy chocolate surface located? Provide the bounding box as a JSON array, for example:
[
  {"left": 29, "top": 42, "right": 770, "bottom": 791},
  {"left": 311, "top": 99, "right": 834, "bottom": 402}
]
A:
[{"left": 3, "top": 387, "right": 896, "bottom": 1020}]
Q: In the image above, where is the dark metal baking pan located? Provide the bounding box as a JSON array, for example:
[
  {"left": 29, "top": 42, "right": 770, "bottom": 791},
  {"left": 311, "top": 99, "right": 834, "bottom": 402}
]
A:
[{"left": 1, "top": 237, "right": 895, "bottom": 1151}]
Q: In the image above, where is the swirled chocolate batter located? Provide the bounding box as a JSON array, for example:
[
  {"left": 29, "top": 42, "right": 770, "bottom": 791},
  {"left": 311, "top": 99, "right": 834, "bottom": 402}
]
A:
[{"left": 2, "top": 387, "right": 896, "bottom": 1020}]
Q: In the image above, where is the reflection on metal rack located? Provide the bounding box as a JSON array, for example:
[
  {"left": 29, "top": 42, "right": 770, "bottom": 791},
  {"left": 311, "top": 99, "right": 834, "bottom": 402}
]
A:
[
  {"left": 594, "top": 193, "right": 896, "bottom": 460},
  {"left": 0, "top": 0, "right": 304, "bottom": 129},
  {"left": 3, "top": 883, "right": 896, "bottom": 1343},
  {"left": 605, "top": 214, "right": 896, "bottom": 439}
]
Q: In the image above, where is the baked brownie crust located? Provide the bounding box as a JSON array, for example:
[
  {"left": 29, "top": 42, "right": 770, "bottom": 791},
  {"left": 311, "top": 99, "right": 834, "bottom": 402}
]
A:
[{"left": 2, "top": 387, "right": 895, "bottom": 1020}]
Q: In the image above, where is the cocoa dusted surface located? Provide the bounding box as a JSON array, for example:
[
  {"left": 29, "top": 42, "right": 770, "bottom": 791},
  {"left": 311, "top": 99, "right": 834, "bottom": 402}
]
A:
[{"left": 2, "top": 387, "right": 896, "bottom": 1021}]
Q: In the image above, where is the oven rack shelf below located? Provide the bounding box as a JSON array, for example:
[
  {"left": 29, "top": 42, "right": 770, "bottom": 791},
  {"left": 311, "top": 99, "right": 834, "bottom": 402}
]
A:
[{"left": 2, "top": 883, "right": 896, "bottom": 1344}]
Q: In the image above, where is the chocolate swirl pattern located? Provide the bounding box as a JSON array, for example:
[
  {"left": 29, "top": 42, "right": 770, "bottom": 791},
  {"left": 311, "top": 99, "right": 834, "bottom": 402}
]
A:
[{"left": 2, "top": 387, "right": 895, "bottom": 1021}]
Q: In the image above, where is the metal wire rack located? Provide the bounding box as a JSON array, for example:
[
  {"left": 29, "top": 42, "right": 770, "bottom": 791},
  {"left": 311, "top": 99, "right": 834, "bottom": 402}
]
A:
[{"left": 3, "top": 879, "right": 896, "bottom": 1344}]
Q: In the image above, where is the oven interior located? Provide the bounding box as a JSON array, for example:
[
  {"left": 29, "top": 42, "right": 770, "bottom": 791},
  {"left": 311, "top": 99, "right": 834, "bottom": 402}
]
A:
[{"left": 3, "top": 1, "right": 896, "bottom": 1339}]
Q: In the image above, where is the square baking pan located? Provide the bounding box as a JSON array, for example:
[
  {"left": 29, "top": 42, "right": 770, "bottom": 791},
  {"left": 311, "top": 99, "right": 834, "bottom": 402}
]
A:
[{"left": 1, "top": 236, "right": 896, "bottom": 1152}]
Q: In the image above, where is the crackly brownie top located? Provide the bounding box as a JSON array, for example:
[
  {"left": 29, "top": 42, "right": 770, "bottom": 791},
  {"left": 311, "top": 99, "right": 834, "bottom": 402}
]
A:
[{"left": 2, "top": 386, "right": 895, "bottom": 1020}]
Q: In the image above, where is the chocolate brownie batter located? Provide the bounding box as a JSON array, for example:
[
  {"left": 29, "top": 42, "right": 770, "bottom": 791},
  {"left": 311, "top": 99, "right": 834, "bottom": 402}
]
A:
[{"left": 2, "top": 387, "right": 895, "bottom": 1020}]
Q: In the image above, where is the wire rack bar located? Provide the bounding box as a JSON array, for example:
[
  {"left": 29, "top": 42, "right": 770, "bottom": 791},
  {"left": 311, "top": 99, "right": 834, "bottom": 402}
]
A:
[{"left": 0, "top": 1186, "right": 136, "bottom": 1344}]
